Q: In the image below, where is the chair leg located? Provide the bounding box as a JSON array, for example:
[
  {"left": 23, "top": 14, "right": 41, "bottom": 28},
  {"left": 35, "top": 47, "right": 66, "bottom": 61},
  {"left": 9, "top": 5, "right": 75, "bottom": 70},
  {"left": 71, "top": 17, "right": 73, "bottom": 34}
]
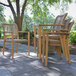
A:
[
  {"left": 56, "top": 47, "right": 62, "bottom": 59},
  {"left": 16, "top": 43, "right": 18, "bottom": 53},
  {"left": 58, "top": 47, "right": 62, "bottom": 59},
  {"left": 66, "top": 37, "right": 71, "bottom": 64},
  {"left": 3, "top": 40, "right": 5, "bottom": 55},
  {"left": 37, "top": 39, "right": 39, "bottom": 57},
  {"left": 28, "top": 32, "right": 30, "bottom": 56},
  {"left": 63, "top": 36, "right": 66, "bottom": 56},
  {"left": 39, "top": 26, "right": 41, "bottom": 59},
  {"left": 60, "top": 35, "right": 66, "bottom": 56},
  {"left": 63, "top": 35, "right": 69, "bottom": 61},
  {"left": 65, "top": 38, "right": 68, "bottom": 61},
  {"left": 39, "top": 37, "right": 41, "bottom": 59},
  {"left": 56, "top": 47, "right": 60, "bottom": 56},
  {"left": 42, "top": 32, "right": 45, "bottom": 63},
  {"left": 12, "top": 41, "right": 14, "bottom": 59},
  {"left": 45, "top": 34, "right": 48, "bottom": 66},
  {"left": 34, "top": 37, "right": 36, "bottom": 53}
]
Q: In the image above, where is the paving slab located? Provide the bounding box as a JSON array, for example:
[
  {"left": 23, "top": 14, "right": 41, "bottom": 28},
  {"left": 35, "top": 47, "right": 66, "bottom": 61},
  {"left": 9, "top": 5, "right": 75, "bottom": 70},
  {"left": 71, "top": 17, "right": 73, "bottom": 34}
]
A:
[
  {"left": 0, "top": 39, "right": 76, "bottom": 76},
  {"left": 0, "top": 66, "right": 13, "bottom": 76}
]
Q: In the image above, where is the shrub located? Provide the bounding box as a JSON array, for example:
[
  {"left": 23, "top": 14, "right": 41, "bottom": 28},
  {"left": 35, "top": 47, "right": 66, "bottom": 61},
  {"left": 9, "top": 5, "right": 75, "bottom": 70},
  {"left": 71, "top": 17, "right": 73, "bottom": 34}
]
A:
[
  {"left": 30, "top": 32, "right": 34, "bottom": 39},
  {"left": 69, "top": 31, "right": 76, "bottom": 43}
]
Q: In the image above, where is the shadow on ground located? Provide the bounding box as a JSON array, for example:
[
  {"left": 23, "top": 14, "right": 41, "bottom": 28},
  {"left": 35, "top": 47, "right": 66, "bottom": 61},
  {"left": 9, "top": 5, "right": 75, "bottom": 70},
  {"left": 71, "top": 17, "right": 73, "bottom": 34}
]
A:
[{"left": 0, "top": 39, "right": 76, "bottom": 76}]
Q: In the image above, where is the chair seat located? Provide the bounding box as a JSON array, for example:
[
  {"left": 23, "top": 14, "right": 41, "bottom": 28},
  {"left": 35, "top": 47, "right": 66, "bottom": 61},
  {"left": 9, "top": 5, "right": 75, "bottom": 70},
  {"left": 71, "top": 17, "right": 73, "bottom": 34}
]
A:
[
  {"left": 5, "top": 39, "right": 28, "bottom": 43},
  {"left": 48, "top": 35, "right": 60, "bottom": 39},
  {"left": 35, "top": 34, "right": 60, "bottom": 39},
  {"left": 48, "top": 39, "right": 61, "bottom": 46},
  {"left": 48, "top": 44, "right": 61, "bottom": 46}
]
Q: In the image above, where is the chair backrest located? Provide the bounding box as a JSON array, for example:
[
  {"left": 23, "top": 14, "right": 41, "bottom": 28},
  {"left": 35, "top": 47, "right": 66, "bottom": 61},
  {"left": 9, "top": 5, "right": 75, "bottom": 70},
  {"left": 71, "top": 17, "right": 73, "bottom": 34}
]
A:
[
  {"left": 64, "top": 18, "right": 71, "bottom": 29},
  {"left": 2, "top": 23, "right": 18, "bottom": 38},
  {"left": 68, "top": 21, "right": 74, "bottom": 32},
  {"left": 53, "top": 13, "right": 68, "bottom": 29}
]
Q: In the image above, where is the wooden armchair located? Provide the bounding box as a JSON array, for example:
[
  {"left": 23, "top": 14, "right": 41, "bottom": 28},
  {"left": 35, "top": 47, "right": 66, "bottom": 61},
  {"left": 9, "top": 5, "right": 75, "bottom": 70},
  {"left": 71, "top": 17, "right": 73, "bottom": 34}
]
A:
[
  {"left": 34, "top": 13, "right": 68, "bottom": 59},
  {"left": 2, "top": 23, "right": 30, "bottom": 59},
  {"left": 43, "top": 21, "right": 74, "bottom": 66}
]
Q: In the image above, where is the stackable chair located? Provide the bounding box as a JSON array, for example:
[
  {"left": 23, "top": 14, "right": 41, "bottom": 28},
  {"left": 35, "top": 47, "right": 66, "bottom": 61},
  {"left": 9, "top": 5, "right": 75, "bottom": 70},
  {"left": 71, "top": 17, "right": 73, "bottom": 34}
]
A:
[
  {"left": 2, "top": 23, "right": 30, "bottom": 59},
  {"left": 34, "top": 13, "right": 68, "bottom": 59},
  {"left": 43, "top": 21, "right": 74, "bottom": 66}
]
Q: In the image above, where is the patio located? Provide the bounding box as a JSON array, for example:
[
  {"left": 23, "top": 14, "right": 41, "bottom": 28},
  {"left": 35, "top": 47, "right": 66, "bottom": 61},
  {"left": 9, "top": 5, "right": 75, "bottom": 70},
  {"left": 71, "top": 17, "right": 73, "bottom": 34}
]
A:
[{"left": 0, "top": 39, "right": 76, "bottom": 76}]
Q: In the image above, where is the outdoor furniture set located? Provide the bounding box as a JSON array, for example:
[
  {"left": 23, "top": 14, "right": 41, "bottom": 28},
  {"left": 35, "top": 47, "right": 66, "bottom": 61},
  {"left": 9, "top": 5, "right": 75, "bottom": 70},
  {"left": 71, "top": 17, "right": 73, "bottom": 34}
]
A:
[
  {"left": 34, "top": 13, "right": 74, "bottom": 66},
  {"left": 1, "top": 13, "right": 74, "bottom": 67}
]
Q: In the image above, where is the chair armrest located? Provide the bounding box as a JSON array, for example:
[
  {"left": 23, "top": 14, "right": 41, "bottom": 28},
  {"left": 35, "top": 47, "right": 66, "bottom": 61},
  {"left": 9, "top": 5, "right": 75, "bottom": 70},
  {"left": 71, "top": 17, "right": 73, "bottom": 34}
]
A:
[
  {"left": 3, "top": 31, "right": 13, "bottom": 33},
  {"left": 39, "top": 24, "right": 64, "bottom": 27},
  {"left": 18, "top": 31, "right": 30, "bottom": 33},
  {"left": 38, "top": 24, "right": 64, "bottom": 36},
  {"left": 47, "top": 32, "right": 70, "bottom": 35},
  {"left": 2, "top": 31, "right": 14, "bottom": 40},
  {"left": 34, "top": 25, "right": 39, "bottom": 27},
  {"left": 2, "top": 32, "right": 17, "bottom": 36},
  {"left": 60, "top": 29, "right": 68, "bottom": 32},
  {"left": 43, "top": 29, "right": 68, "bottom": 31},
  {"left": 18, "top": 31, "right": 30, "bottom": 39},
  {"left": 43, "top": 29, "right": 70, "bottom": 35}
]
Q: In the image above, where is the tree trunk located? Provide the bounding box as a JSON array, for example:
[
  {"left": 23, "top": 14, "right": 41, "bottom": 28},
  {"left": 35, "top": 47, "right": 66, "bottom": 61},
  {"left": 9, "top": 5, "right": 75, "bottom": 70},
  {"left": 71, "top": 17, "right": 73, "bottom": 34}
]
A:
[
  {"left": 16, "top": 18, "right": 22, "bottom": 31},
  {"left": 16, "top": 0, "right": 22, "bottom": 31}
]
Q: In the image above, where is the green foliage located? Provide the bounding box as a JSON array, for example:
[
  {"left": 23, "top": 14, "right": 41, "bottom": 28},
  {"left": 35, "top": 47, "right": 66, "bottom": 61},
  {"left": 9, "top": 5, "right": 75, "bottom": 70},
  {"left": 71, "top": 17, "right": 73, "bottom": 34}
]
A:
[
  {"left": 22, "top": 13, "right": 34, "bottom": 31},
  {"left": 10, "top": 0, "right": 16, "bottom": 2},
  {"left": 48, "top": 0, "right": 71, "bottom": 5},
  {"left": 0, "top": 0, "right": 72, "bottom": 39},
  {"left": 0, "top": 5, "right": 5, "bottom": 22},
  {"left": 69, "top": 31, "right": 76, "bottom": 43},
  {"left": 0, "top": 5, "right": 6, "bottom": 38},
  {"left": 7, "top": 17, "right": 14, "bottom": 23},
  {"left": 71, "top": 18, "right": 76, "bottom": 31},
  {"left": 30, "top": 32, "right": 34, "bottom": 39}
]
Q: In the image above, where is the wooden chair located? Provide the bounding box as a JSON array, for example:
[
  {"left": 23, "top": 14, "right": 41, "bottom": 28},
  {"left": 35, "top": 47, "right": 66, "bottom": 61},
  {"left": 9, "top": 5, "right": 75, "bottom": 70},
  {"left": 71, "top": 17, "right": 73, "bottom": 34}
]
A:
[
  {"left": 54, "top": 18, "right": 71, "bottom": 58},
  {"left": 34, "top": 13, "right": 68, "bottom": 59},
  {"left": 43, "top": 21, "right": 74, "bottom": 66},
  {"left": 42, "top": 18, "right": 71, "bottom": 64},
  {"left": 2, "top": 23, "right": 30, "bottom": 59}
]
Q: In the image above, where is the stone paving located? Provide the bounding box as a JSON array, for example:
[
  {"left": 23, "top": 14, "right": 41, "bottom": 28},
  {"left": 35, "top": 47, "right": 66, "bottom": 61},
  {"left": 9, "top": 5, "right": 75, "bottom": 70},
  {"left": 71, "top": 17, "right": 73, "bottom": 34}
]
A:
[{"left": 0, "top": 39, "right": 76, "bottom": 76}]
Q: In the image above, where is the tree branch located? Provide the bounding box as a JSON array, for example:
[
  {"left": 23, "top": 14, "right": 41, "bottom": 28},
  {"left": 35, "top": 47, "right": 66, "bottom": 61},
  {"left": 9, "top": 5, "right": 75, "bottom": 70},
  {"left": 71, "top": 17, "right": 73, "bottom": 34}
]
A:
[
  {"left": 16, "top": 0, "right": 20, "bottom": 17},
  {"left": 7, "top": 0, "right": 16, "bottom": 22},
  {"left": 16, "top": 0, "right": 21, "bottom": 29},
  {"left": 21, "top": 0, "right": 27, "bottom": 21},
  {"left": 0, "top": 2, "right": 9, "bottom": 7}
]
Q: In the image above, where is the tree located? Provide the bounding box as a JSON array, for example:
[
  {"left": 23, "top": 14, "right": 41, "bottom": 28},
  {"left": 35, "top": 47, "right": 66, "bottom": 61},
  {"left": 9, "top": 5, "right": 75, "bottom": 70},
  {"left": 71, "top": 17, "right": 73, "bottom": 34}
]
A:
[
  {"left": 0, "top": 0, "right": 27, "bottom": 31},
  {"left": 0, "top": 5, "right": 5, "bottom": 38},
  {"left": 0, "top": 5, "right": 5, "bottom": 22},
  {"left": 0, "top": 0, "right": 72, "bottom": 31},
  {"left": 53, "top": 0, "right": 69, "bottom": 14},
  {"left": 22, "top": 12, "right": 33, "bottom": 31}
]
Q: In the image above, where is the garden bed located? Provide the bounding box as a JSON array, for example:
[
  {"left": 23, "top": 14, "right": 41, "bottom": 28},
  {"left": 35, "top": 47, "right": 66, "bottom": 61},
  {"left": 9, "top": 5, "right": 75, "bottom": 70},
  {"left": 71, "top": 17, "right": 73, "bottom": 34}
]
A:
[{"left": 69, "top": 44, "right": 76, "bottom": 55}]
